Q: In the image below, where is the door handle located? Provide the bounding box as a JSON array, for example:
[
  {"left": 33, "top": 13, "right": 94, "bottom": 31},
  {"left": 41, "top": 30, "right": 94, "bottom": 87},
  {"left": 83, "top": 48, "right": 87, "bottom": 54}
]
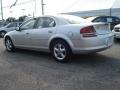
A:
[
  {"left": 48, "top": 31, "right": 52, "bottom": 33},
  {"left": 26, "top": 33, "right": 29, "bottom": 34}
]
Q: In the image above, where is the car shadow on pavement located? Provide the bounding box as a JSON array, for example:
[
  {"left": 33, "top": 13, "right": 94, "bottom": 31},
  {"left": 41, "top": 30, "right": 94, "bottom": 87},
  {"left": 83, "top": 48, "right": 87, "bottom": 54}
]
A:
[
  {"left": 2, "top": 48, "right": 120, "bottom": 80},
  {"left": 8, "top": 49, "right": 54, "bottom": 62},
  {"left": 4, "top": 48, "right": 120, "bottom": 65},
  {"left": 71, "top": 53, "right": 115, "bottom": 64},
  {"left": 114, "top": 38, "right": 120, "bottom": 44}
]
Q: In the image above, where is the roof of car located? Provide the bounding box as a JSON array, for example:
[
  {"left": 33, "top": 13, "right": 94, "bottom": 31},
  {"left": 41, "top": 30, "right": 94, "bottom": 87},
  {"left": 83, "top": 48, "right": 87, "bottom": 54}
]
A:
[{"left": 86, "top": 16, "right": 98, "bottom": 21}]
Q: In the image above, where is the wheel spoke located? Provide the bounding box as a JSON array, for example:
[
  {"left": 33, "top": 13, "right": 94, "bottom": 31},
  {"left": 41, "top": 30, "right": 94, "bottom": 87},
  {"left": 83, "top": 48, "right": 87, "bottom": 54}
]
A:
[
  {"left": 60, "top": 53, "right": 65, "bottom": 58},
  {"left": 54, "top": 47, "right": 59, "bottom": 52},
  {"left": 60, "top": 48, "right": 65, "bottom": 52},
  {"left": 7, "top": 40, "right": 10, "bottom": 44},
  {"left": 8, "top": 40, "right": 11, "bottom": 46},
  {"left": 58, "top": 44, "right": 62, "bottom": 49}
]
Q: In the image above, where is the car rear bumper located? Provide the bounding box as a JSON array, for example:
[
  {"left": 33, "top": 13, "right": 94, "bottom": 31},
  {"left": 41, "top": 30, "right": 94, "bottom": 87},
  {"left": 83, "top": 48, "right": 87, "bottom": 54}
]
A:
[
  {"left": 113, "top": 31, "right": 120, "bottom": 39},
  {"left": 71, "top": 33, "right": 114, "bottom": 54},
  {"left": 72, "top": 45, "right": 111, "bottom": 54}
]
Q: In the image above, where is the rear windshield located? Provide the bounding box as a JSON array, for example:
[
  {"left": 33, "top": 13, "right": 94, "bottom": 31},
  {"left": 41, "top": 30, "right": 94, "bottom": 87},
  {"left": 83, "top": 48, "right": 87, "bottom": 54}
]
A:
[{"left": 60, "top": 15, "right": 89, "bottom": 24}]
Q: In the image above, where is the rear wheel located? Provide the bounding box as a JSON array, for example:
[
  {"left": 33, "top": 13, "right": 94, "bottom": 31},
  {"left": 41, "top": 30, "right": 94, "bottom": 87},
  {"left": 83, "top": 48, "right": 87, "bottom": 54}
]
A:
[
  {"left": 5, "top": 37, "right": 15, "bottom": 52},
  {"left": 51, "top": 40, "right": 72, "bottom": 63},
  {"left": 0, "top": 31, "right": 7, "bottom": 38}
]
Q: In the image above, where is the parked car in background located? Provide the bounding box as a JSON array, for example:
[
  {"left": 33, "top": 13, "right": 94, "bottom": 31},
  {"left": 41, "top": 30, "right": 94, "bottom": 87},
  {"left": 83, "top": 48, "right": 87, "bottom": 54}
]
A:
[
  {"left": 112, "top": 24, "right": 120, "bottom": 39},
  {"left": 4, "top": 14, "right": 114, "bottom": 62},
  {"left": 87, "top": 16, "right": 120, "bottom": 30},
  {"left": 0, "top": 22, "right": 9, "bottom": 28},
  {"left": 0, "top": 22, "right": 22, "bottom": 37}
]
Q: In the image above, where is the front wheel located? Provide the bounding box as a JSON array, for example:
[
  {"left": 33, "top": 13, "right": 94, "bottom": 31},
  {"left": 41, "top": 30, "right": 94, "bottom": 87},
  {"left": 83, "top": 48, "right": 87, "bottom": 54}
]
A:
[
  {"left": 51, "top": 40, "right": 72, "bottom": 63},
  {"left": 5, "top": 37, "right": 15, "bottom": 52}
]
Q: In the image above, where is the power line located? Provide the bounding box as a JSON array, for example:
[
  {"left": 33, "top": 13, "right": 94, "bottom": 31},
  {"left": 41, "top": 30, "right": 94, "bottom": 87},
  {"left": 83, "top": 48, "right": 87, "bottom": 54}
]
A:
[
  {"left": 1, "top": 0, "right": 45, "bottom": 17},
  {"left": 10, "top": 0, "right": 18, "bottom": 8},
  {"left": 41, "top": 0, "right": 45, "bottom": 15},
  {"left": 3, "top": 0, "right": 34, "bottom": 8}
]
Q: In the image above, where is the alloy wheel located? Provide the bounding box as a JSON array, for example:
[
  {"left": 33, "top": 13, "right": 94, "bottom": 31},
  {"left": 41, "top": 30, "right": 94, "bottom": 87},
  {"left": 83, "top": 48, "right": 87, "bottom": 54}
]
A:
[
  {"left": 53, "top": 43, "right": 66, "bottom": 60},
  {"left": 5, "top": 38, "right": 14, "bottom": 51}
]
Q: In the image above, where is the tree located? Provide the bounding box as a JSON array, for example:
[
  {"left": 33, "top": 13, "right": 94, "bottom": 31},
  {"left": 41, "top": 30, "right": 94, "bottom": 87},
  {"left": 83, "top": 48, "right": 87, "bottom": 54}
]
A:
[
  {"left": 6, "top": 17, "right": 16, "bottom": 22},
  {"left": 19, "top": 15, "right": 27, "bottom": 22}
]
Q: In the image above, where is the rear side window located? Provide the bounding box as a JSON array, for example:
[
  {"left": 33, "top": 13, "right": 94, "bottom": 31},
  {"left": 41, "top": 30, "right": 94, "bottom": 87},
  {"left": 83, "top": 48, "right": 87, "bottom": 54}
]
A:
[{"left": 36, "top": 17, "right": 56, "bottom": 28}]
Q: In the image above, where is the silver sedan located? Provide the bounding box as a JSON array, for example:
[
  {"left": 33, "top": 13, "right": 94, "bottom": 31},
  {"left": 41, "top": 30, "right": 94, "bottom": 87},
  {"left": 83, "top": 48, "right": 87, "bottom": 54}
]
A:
[
  {"left": 4, "top": 15, "right": 114, "bottom": 62},
  {"left": 112, "top": 24, "right": 120, "bottom": 39}
]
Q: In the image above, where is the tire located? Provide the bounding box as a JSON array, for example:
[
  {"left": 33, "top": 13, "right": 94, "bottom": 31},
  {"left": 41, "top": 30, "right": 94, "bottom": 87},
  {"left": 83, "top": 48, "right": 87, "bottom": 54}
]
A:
[
  {"left": 51, "top": 40, "right": 72, "bottom": 63},
  {"left": 0, "top": 31, "right": 7, "bottom": 38},
  {"left": 5, "top": 37, "right": 15, "bottom": 52}
]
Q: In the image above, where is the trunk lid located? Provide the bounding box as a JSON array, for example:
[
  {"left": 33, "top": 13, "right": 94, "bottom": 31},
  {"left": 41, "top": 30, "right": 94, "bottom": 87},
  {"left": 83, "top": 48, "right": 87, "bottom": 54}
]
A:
[{"left": 92, "top": 23, "right": 111, "bottom": 35}]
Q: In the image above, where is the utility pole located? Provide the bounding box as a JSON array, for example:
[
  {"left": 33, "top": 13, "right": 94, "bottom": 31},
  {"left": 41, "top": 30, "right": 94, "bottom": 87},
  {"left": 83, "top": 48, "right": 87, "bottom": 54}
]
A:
[
  {"left": 0, "top": 0, "right": 4, "bottom": 23},
  {"left": 110, "top": 8, "right": 112, "bottom": 16},
  {"left": 9, "top": 10, "right": 13, "bottom": 17},
  {"left": 41, "top": 0, "right": 45, "bottom": 15},
  {"left": 21, "top": 9, "right": 26, "bottom": 16},
  {"left": 34, "top": 0, "right": 36, "bottom": 15}
]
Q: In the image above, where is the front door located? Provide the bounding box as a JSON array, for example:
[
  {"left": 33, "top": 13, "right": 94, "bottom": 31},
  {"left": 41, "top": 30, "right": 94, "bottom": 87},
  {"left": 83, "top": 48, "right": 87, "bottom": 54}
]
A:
[{"left": 13, "top": 19, "right": 37, "bottom": 48}]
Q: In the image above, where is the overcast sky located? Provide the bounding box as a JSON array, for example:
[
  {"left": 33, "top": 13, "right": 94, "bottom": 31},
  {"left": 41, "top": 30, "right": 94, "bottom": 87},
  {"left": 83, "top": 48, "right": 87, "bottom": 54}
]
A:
[{"left": 0, "top": 0, "right": 117, "bottom": 19}]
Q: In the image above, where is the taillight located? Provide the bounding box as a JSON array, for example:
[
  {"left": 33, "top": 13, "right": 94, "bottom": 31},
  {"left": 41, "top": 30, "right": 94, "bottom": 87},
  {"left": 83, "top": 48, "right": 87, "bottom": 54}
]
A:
[{"left": 80, "top": 26, "right": 97, "bottom": 37}]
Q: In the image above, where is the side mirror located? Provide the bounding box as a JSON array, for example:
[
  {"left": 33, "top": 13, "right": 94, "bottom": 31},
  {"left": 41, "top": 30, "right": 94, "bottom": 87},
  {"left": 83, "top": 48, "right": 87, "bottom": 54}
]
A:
[{"left": 15, "top": 27, "right": 20, "bottom": 31}]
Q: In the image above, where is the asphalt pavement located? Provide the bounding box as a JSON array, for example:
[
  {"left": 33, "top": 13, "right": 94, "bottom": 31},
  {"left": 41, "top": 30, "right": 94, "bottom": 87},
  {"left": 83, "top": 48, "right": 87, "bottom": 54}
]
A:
[{"left": 0, "top": 39, "right": 120, "bottom": 90}]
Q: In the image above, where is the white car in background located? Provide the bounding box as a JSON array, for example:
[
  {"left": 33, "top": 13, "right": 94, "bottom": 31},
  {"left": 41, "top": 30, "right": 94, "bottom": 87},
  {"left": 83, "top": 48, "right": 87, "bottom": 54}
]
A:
[
  {"left": 4, "top": 15, "right": 114, "bottom": 62},
  {"left": 112, "top": 24, "right": 120, "bottom": 39},
  {"left": 0, "top": 22, "right": 22, "bottom": 37}
]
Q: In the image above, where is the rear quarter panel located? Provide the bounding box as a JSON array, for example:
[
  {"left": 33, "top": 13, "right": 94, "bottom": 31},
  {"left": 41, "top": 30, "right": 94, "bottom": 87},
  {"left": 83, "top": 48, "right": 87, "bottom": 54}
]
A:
[
  {"left": 48, "top": 24, "right": 84, "bottom": 51},
  {"left": 55, "top": 24, "right": 84, "bottom": 39}
]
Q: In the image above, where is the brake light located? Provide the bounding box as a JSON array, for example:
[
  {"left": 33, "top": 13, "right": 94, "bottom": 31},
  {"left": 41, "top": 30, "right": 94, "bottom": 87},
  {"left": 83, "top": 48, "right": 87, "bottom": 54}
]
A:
[{"left": 80, "top": 26, "right": 97, "bottom": 37}]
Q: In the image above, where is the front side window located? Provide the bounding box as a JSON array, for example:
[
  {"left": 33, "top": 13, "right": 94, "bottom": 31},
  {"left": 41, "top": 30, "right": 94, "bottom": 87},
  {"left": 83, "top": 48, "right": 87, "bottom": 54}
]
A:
[
  {"left": 36, "top": 17, "right": 56, "bottom": 28},
  {"left": 20, "top": 19, "right": 36, "bottom": 30}
]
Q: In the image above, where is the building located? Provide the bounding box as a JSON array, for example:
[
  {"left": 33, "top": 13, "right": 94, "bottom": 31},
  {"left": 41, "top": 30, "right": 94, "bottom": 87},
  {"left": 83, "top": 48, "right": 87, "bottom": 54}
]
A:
[
  {"left": 64, "top": 8, "right": 120, "bottom": 18},
  {"left": 63, "top": 0, "right": 120, "bottom": 18}
]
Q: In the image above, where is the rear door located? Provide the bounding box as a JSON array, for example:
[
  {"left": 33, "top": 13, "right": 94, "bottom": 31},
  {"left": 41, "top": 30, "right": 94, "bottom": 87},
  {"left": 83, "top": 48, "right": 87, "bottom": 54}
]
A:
[{"left": 29, "top": 17, "right": 57, "bottom": 49}]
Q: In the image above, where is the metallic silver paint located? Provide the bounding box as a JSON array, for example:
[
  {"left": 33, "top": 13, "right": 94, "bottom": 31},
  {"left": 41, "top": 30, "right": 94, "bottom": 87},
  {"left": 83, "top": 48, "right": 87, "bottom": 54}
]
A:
[{"left": 4, "top": 15, "right": 114, "bottom": 54}]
